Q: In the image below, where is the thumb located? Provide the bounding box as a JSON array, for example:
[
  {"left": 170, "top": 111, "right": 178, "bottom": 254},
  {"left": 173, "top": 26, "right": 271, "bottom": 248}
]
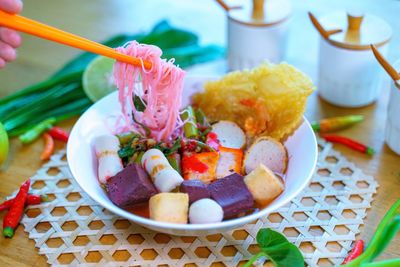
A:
[{"left": 0, "top": 0, "right": 23, "bottom": 14}]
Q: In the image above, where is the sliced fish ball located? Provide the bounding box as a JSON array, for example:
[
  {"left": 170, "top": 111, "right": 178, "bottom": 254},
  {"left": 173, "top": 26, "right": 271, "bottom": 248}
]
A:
[
  {"left": 211, "top": 120, "right": 246, "bottom": 149},
  {"left": 243, "top": 137, "right": 287, "bottom": 175},
  {"left": 189, "top": 198, "right": 223, "bottom": 224}
]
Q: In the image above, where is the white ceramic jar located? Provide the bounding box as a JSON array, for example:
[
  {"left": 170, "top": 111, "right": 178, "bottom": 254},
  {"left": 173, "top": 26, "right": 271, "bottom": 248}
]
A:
[
  {"left": 227, "top": 0, "right": 291, "bottom": 70},
  {"left": 313, "top": 12, "right": 392, "bottom": 107},
  {"left": 385, "top": 61, "right": 400, "bottom": 155}
]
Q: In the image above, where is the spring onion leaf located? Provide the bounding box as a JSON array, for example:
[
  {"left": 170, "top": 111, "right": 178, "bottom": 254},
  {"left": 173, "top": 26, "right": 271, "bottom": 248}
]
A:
[
  {"left": 0, "top": 122, "right": 9, "bottom": 165},
  {"left": 342, "top": 199, "right": 400, "bottom": 267},
  {"left": 19, "top": 117, "right": 56, "bottom": 144}
]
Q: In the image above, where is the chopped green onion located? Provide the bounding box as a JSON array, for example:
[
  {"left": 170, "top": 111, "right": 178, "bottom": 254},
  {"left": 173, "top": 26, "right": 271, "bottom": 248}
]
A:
[{"left": 181, "top": 106, "right": 199, "bottom": 139}]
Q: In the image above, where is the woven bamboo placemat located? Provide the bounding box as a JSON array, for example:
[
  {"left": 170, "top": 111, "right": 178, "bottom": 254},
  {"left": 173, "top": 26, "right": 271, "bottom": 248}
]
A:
[{"left": 15, "top": 139, "right": 377, "bottom": 266}]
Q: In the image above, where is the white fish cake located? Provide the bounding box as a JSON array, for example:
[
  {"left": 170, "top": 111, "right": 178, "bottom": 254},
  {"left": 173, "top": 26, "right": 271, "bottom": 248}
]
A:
[
  {"left": 153, "top": 168, "right": 184, "bottom": 192},
  {"left": 244, "top": 163, "right": 284, "bottom": 206},
  {"left": 93, "top": 134, "right": 120, "bottom": 154},
  {"left": 93, "top": 134, "right": 123, "bottom": 184},
  {"left": 212, "top": 121, "right": 246, "bottom": 149},
  {"left": 243, "top": 136, "right": 287, "bottom": 175},
  {"left": 141, "top": 148, "right": 170, "bottom": 174},
  {"left": 189, "top": 198, "right": 223, "bottom": 224},
  {"left": 149, "top": 193, "right": 189, "bottom": 224}
]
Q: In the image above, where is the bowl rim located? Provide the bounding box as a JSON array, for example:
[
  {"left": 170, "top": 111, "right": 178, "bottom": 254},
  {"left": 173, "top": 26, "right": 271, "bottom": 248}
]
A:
[{"left": 67, "top": 93, "right": 318, "bottom": 232}]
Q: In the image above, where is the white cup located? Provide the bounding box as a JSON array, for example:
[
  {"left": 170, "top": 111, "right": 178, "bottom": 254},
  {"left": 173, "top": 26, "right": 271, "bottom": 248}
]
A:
[
  {"left": 385, "top": 62, "right": 400, "bottom": 155},
  {"left": 318, "top": 39, "right": 389, "bottom": 107},
  {"left": 227, "top": 17, "right": 290, "bottom": 70}
]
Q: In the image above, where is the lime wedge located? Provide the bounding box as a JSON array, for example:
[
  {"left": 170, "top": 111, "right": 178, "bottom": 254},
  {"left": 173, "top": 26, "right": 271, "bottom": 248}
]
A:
[
  {"left": 0, "top": 122, "right": 9, "bottom": 165},
  {"left": 83, "top": 56, "right": 116, "bottom": 102}
]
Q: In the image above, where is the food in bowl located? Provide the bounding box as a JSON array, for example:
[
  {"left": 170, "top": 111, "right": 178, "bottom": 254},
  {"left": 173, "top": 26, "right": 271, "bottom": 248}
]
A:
[{"left": 92, "top": 41, "right": 315, "bottom": 225}]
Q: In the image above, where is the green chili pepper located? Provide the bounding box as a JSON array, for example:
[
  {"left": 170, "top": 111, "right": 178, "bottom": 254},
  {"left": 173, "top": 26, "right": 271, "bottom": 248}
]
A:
[{"left": 19, "top": 117, "right": 56, "bottom": 144}]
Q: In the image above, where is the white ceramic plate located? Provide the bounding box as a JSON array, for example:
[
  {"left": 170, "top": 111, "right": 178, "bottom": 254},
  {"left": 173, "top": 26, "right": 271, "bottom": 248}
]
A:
[{"left": 67, "top": 75, "right": 318, "bottom": 236}]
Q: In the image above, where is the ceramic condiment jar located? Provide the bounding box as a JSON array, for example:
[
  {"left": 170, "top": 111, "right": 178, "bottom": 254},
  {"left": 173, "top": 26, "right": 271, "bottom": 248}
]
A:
[
  {"left": 222, "top": 0, "right": 291, "bottom": 70},
  {"left": 310, "top": 11, "right": 392, "bottom": 107},
  {"left": 370, "top": 46, "right": 400, "bottom": 155},
  {"left": 386, "top": 77, "right": 400, "bottom": 155}
]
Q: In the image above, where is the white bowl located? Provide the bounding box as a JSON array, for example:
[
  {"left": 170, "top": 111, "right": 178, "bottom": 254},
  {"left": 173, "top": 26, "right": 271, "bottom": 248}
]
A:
[{"left": 67, "top": 75, "right": 318, "bottom": 236}]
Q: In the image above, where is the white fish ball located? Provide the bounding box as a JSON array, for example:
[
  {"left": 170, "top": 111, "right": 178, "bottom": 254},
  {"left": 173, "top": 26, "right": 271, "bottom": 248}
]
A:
[{"left": 189, "top": 199, "right": 224, "bottom": 224}]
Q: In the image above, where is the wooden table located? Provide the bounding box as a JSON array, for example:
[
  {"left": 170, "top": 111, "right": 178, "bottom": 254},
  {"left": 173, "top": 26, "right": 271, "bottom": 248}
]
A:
[{"left": 0, "top": 0, "right": 399, "bottom": 266}]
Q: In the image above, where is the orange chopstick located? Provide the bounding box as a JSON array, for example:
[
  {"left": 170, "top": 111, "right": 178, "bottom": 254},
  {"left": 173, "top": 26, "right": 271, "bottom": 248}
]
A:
[
  {"left": 0, "top": 10, "right": 152, "bottom": 69},
  {"left": 308, "top": 12, "right": 342, "bottom": 39},
  {"left": 370, "top": 44, "right": 400, "bottom": 82}
]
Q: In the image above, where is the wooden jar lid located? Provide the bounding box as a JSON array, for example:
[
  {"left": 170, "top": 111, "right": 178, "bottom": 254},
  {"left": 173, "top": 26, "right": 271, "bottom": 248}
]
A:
[
  {"left": 228, "top": 0, "right": 291, "bottom": 27},
  {"left": 320, "top": 11, "right": 392, "bottom": 50}
]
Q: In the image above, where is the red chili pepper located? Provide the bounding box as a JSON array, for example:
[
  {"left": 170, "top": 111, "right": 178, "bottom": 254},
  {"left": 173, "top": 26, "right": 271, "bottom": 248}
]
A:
[
  {"left": 322, "top": 134, "right": 375, "bottom": 155},
  {"left": 41, "top": 133, "right": 55, "bottom": 161},
  {"left": 3, "top": 179, "right": 31, "bottom": 238},
  {"left": 342, "top": 240, "right": 364, "bottom": 264},
  {"left": 0, "top": 194, "right": 49, "bottom": 212},
  {"left": 48, "top": 127, "right": 69, "bottom": 142}
]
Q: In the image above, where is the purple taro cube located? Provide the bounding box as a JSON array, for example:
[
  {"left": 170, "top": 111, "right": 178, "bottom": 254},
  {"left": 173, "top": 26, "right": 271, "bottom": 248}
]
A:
[
  {"left": 181, "top": 179, "right": 210, "bottom": 204},
  {"left": 106, "top": 163, "right": 157, "bottom": 207},
  {"left": 208, "top": 173, "right": 254, "bottom": 219}
]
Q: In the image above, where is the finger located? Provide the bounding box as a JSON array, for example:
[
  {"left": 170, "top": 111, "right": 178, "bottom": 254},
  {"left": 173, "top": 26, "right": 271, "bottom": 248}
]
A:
[
  {"left": 0, "top": 41, "right": 16, "bottom": 61},
  {"left": 0, "top": 0, "right": 23, "bottom": 14},
  {"left": 0, "top": 28, "right": 21, "bottom": 48},
  {"left": 0, "top": 58, "right": 5, "bottom": 68}
]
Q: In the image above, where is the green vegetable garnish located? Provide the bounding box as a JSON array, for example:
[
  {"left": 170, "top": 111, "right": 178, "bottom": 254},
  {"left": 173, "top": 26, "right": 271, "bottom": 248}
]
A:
[
  {"left": 133, "top": 95, "right": 146, "bottom": 112},
  {"left": 116, "top": 131, "right": 140, "bottom": 145},
  {"left": 118, "top": 146, "right": 135, "bottom": 159},
  {"left": 181, "top": 106, "right": 199, "bottom": 139},
  {"left": 194, "top": 108, "right": 209, "bottom": 127},
  {"left": 244, "top": 228, "right": 304, "bottom": 267}
]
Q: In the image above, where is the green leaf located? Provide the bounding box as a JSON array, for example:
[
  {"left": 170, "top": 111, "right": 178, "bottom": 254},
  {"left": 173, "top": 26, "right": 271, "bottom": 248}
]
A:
[
  {"left": 256, "top": 229, "right": 304, "bottom": 267},
  {"left": 162, "top": 45, "right": 225, "bottom": 68}
]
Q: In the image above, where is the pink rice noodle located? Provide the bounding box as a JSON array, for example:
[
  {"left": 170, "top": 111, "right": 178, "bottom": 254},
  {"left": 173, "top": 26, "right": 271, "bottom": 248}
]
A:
[{"left": 113, "top": 41, "right": 186, "bottom": 142}]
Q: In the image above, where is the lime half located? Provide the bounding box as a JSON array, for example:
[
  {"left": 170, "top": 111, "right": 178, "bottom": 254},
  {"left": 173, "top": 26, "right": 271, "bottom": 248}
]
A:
[
  {"left": 83, "top": 56, "right": 116, "bottom": 102},
  {"left": 0, "top": 122, "right": 9, "bottom": 166}
]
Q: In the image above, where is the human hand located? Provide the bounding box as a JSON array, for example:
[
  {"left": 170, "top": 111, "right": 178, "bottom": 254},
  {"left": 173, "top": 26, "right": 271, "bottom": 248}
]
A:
[{"left": 0, "top": 0, "right": 23, "bottom": 68}]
